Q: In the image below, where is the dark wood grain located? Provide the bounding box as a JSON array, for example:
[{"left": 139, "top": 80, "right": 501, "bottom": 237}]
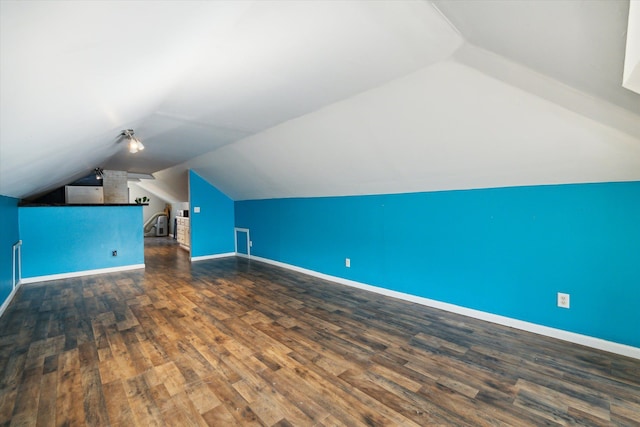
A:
[{"left": 0, "top": 237, "right": 638, "bottom": 426}]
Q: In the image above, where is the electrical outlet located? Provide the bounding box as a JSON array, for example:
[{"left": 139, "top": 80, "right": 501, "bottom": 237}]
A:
[
  {"left": 557, "top": 292, "right": 570, "bottom": 308},
  {"left": 345, "top": 258, "right": 351, "bottom": 268},
  {"left": 112, "top": 250, "right": 118, "bottom": 257},
  {"left": 249, "top": 241, "right": 253, "bottom": 247}
]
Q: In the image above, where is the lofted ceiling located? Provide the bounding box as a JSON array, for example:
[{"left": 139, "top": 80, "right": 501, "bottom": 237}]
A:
[{"left": 0, "top": 0, "right": 639, "bottom": 202}]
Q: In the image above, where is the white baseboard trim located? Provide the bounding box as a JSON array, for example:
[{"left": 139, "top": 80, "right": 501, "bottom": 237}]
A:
[
  {"left": 0, "top": 281, "right": 23, "bottom": 319},
  {"left": 191, "top": 252, "right": 236, "bottom": 262},
  {"left": 20, "top": 264, "right": 146, "bottom": 285},
  {"left": 247, "top": 255, "right": 640, "bottom": 360}
]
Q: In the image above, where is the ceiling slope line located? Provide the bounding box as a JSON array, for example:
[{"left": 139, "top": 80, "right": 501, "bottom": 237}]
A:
[{"left": 453, "top": 43, "right": 640, "bottom": 141}]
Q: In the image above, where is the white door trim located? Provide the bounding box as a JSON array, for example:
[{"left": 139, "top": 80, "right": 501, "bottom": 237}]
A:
[{"left": 234, "top": 228, "right": 250, "bottom": 258}]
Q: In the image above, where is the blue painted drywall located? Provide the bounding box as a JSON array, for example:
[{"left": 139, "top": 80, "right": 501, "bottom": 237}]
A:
[
  {"left": 19, "top": 206, "right": 144, "bottom": 278},
  {"left": 189, "top": 170, "right": 235, "bottom": 257},
  {"left": 235, "top": 181, "right": 640, "bottom": 348},
  {"left": 0, "top": 195, "right": 20, "bottom": 306},
  {"left": 236, "top": 229, "right": 249, "bottom": 255}
]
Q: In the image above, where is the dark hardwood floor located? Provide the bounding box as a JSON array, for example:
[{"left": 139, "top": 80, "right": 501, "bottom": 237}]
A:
[{"left": 1, "top": 237, "right": 639, "bottom": 426}]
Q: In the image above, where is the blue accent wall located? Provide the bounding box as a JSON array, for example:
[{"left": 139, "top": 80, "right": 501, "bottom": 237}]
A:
[
  {"left": 19, "top": 206, "right": 144, "bottom": 278},
  {"left": 0, "top": 195, "right": 20, "bottom": 305},
  {"left": 235, "top": 182, "right": 640, "bottom": 348},
  {"left": 236, "top": 230, "right": 249, "bottom": 255},
  {"left": 189, "top": 170, "right": 235, "bottom": 257}
]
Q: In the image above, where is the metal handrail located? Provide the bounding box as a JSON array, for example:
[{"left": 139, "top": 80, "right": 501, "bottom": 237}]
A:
[{"left": 12, "top": 240, "right": 22, "bottom": 289}]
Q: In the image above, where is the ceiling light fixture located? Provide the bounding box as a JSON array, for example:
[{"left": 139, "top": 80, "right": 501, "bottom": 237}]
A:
[
  {"left": 94, "top": 167, "right": 104, "bottom": 180},
  {"left": 120, "top": 129, "right": 145, "bottom": 153}
]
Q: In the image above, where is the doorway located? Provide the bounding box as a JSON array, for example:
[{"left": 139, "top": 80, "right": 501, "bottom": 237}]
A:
[{"left": 234, "top": 228, "right": 250, "bottom": 258}]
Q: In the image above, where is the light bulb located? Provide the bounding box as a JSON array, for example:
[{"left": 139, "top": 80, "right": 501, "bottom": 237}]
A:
[
  {"left": 128, "top": 139, "right": 138, "bottom": 153},
  {"left": 136, "top": 140, "right": 144, "bottom": 151}
]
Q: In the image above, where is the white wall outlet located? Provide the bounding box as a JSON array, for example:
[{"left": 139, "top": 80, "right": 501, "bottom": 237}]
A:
[
  {"left": 557, "top": 292, "right": 570, "bottom": 309},
  {"left": 345, "top": 258, "right": 351, "bottom": 268},
  {"left": 249, "top": 241, "right": 253, "bottom": 247},
  {"left": 194, "top": 206, "right": 201, "bottom": 213}
]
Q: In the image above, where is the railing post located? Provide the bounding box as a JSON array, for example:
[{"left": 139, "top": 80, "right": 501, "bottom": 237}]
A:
[{"left": 12, "top": 240, "right": 22, "bottom": 289}]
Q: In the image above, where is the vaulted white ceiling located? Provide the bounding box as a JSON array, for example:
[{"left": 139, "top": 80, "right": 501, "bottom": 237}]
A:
[{"left": 1, "top": 0, "right": 638, "bottom": 201}]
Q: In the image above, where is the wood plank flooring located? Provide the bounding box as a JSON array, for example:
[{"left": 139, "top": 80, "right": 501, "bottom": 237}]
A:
[{"left": 1, "top": 237, "right": 639, "bottom": 426}]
